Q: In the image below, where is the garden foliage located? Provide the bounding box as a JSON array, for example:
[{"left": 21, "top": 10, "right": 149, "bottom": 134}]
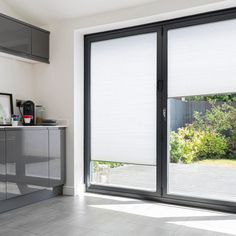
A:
[{"left": 170, "top": 102, "right": 236, "bottom": 163}]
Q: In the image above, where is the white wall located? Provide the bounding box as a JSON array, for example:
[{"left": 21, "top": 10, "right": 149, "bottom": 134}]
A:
[
  {"left": 0, "top": 0, "right": 24, "bottom": 20},
  {"left": 33, "top": 23, "right": 75, "bottom": 194},
  {"left": 32, "top": 0, "right": 236, "bottom": 195},
  {"left": 0, "top": 57, "right": 34, "bottom": 112},
  {"left": 0, "top": 0, "right": 35, "bottom": 114}
]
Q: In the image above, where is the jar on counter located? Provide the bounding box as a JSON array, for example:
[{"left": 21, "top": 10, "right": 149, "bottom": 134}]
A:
[{"left": 36, "top": 105, "right": 45, "bottom": 124}]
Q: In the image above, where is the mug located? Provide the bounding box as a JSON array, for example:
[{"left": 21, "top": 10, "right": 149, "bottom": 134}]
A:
[
  {"left": 23, "top": 115, "right": 33, "bottom": 124},
  {"left": 12, "top": 120, "right": 19, "bottom": 127}
]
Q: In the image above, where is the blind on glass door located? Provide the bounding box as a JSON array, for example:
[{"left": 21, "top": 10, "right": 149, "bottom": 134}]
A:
[
  {"left": 168, "top": 19, "right": 236, "bottom": 98},
  {"left": 91, "top": 33, "right": 157, "bottom": 165}
]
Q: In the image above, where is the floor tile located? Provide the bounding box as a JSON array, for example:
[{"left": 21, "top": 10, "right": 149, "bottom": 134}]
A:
[{"left": 0, "top": 194, "right": 235, "bottom": 236}]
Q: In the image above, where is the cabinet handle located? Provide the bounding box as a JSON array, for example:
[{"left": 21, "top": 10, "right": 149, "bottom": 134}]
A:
[{"left": 7, "top": 137, "right": 16, "bottom": 141}]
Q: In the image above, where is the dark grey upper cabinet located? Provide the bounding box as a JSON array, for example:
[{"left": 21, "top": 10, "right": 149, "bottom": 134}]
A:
[
  {"left": 0, "top": 13, "right": 50, "bottom": 63},
  {"left": 32, "top": 28, "right": 49, "bottom": 60},
  {"left": 0, "top": 16, "right": 31, "bottom": 54}
]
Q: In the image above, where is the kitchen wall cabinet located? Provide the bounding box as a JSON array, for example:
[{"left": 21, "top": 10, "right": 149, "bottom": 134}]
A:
[
  {"left": 0, "top": 13, "right": 50, "bottom": 63},
  {"left": 2, "top": 127, "right": 65, "bottom": 200},
  {"left": 0, "top": 16, "right": 31, "bottom": 55},
  {"left": 32, "top": 28, "right": 49, "bottom": 60}
]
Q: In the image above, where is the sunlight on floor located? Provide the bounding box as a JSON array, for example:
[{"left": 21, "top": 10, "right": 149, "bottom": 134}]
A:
[
  {"left": 170, "top": 219, "right": 236, "bottom": 235},
  {"left": 87, "top": 194, "right": 236, "bottom": 235},
  {"left": 89, "top": 202, "right": 224, "bottom": 218},
  {"left": 84, "top": 192, "right": 140, "bottom": 202}
]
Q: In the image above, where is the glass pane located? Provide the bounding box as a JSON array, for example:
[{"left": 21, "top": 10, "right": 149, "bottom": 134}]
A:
[
  {"left": 168, "top": 19, "right": 236, "bottom": 202},
  {"left": 91, "top": 161, "right": 156, "bottom": 191},
  {"left": 90, "top": 33, "right": 157, "bottom": 191}
]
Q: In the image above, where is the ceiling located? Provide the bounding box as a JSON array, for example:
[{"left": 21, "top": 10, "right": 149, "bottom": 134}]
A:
[
  {"left": 3, "top": 0, "right": 157, "bottom": 25},
  {"left": 2, "top": 0, "right": 231, "bottom": 26}
]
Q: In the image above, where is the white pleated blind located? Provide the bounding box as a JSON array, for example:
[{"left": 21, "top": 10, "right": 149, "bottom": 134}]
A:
[
  {"left": 91, "top": 33, "right": 157, "bottom": 165},
  {"left": 168, "top": 19, "right": 236, "bottom": 98}
]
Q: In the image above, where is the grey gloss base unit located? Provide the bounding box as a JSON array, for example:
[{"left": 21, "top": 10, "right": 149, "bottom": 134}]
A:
[
  {"left": 0, "top": 127, "right": 66, "bottom": 213},
  {"left": 0, "top": 186, "right": 62, "bottom": 214}
]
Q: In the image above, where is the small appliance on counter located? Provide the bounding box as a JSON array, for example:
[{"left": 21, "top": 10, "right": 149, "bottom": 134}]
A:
[{"left": 22, "top": 100, "right": 35, "bottom": 125}]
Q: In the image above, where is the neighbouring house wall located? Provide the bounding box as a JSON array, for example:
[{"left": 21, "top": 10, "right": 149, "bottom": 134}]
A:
[{"left": 32, "top": 0, "right": 236, "bottom": 195}]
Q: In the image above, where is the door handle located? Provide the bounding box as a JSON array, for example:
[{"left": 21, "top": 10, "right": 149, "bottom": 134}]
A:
[{"left": 163, "top": 108, "right": 166, "bottom": 121}]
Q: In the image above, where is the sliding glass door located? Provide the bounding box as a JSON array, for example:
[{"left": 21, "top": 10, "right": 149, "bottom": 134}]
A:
[
  {"left": 85, "top": 28, "right": 162, "bottom": 194},
  {"left": 167, "top": 18, "right": 236, "bottom": 202},
  {"left": 85, "top": 8, "right": 236, "bottom": 211}
]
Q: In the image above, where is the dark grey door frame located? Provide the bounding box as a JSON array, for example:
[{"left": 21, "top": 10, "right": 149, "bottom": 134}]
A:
[
  {"left": 84, "top": 26, "right": 163, "bottom": 198},
  {"left": 84, "top": 7, "right": 236, "bottom": 213}
]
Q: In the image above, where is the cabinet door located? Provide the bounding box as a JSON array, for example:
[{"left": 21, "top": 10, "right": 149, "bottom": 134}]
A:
[
  {"left": 49, "top": 129, "right": 65, "bottom": 186},
  {"left": 32, "top": 28, "right": 49, "bottom": 60},
  {"left": 0, "top": 131, "right": 6, "bottom": 201},
  {"left": 6, "top": 129, "right": 49, "bottom": 199},
  {"left": 0, "top": 16, "right": 31, "bottom": 54}
]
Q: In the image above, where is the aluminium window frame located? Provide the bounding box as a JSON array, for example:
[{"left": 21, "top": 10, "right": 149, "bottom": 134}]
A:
[
  {"left": 84, "top": 7, "right": 236, "bottom": 213},
  {"left": 84, "top": 25, "right": 164, "bottom": 198}
]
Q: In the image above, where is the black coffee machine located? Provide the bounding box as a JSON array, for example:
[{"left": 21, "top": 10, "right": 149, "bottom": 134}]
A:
[{"left": 23, "top": 100, "right": 35, "bottom": 125}]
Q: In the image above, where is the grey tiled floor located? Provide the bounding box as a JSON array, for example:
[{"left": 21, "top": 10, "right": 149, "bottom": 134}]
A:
[{"left": 0, "top": 193, "right": 236, "bottom": 236}]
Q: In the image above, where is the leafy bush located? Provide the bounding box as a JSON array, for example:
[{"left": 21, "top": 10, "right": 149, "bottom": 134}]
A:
[
  {"left": 186, "top": 94, "right": 236, "bottom": 102},
  {"left": 193, "top": 103, "right": 234, "bottom": 133},
  {"left": 169, "top": 132, "right": 183, "bottom": 163},
  {"left": 174, "top": 125, "right": 200, "bottom": 164},
  {"left": 170, "top": 125, "right": 228, "bottom": 164},
  {"left": 193, "top": 102, "right": 236, "bottom": 157},
  {"left": 170, "top": 100, "right": 236, "bottom": 163},
  {"left": 196, "top": 131, "right": 228, "bottom": 160}
]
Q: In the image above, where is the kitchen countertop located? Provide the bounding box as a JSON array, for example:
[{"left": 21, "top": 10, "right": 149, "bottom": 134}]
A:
[{"left": 0, "top": 125, "right": 67, "bottom": 129}]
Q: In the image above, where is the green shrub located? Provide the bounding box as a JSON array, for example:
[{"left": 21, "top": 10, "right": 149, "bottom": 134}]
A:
[
  {"left": 186, "top": 94, "right": 236, "bottom": 102},
  {"left": 196, "top": 131, "right": 228, "bottom": 160},
  {"left": 169, "top": 132, "right": 183, "bottom": 163},
  {"left": 170, "top": 125, "right": 228, "bottom": 164},
  {"left": 193, "top": 102, "right": 236, "bottom": 157},
  {"left": 193, "top": 102, "right": 233, "bottom": 133}
]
